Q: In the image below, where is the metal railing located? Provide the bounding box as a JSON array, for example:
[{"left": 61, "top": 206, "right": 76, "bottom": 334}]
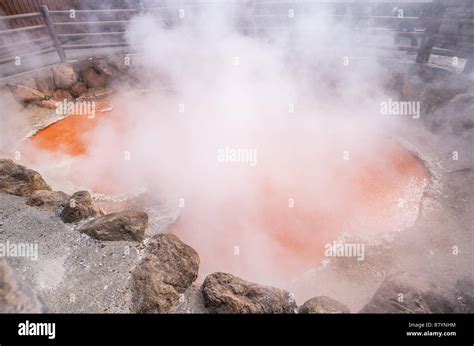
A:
[{"left": 0, "top": 0, "right": 472, "bottom": 79}]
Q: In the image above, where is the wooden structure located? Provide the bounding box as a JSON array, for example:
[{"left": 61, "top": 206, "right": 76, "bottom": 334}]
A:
[{"left": 0, "top": 0, "right": 473, "bottom": 78}]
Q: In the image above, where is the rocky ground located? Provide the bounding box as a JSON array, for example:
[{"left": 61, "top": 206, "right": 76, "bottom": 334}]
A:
[
  {"left": 0, "top": 191, "right": 142, "bottom": 313},
  {"left": 0, "top": 61, "right": 473, "bottom": 314}
]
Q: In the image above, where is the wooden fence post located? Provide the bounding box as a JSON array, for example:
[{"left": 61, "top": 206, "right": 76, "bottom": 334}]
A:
[
  {"left": 136, "top": 2, "right": 146, "bottom": 15},
  {"left": 245, "top": 0, "right": 257, "bottom": 36},
  {"left": 464, "top": 58, "right": 474, "bottom": 74},
  {"left": 39, "top": 5, "right": 67, "bottom": 62},
  {"left": 416, "top": 0, "right": 443, "bottom": 64}
]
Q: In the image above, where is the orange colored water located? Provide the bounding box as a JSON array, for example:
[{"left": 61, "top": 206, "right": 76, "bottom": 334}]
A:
[
  {"left": 26, "top": 100, "right": 129, "bottom": 194},
  {"left": 29, "top": 101, "right": 112, "bottom": 157},
  {"left": 28, "top": 104, "right": 427, "bottom": 283},
  {"left": 170, "top": 137, "right": 427, "bottom": 282}
]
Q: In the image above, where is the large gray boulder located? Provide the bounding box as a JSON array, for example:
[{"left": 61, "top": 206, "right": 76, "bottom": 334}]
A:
[
  {"left": 202, "top": 272, "right": 297, "bottom": 313},
  {"left": 82, "top": 68, "right": 107, "bottom": 89},
  {"left": 7, "top": 84, "right": 44, "bottom": 103},
  {"left": 79, "top": 210, "right": 148, "bottom": 241},
  {"left": 26, "top": 190, "right": 69, "bottom": 212},
  {"left": 169, "top": 285, "right": 209, "bottom": 314},
  {"left": 455, "top": 275, "right": 474, "bottom": 313},
  {"left": 70, "top": 82, "right": 86, "bottom": 97},
  {"left": 35, "top": 69, "right": 55, "bottom": 97},
  {"left": 130, "top": 234, "right": 199, "bottom": 313},
  {"left": 52, "top": 64, "right": 78, "bottom": 89},
  {"left": 0, "top": 259, "right": 48, "bottom": 313},
  {"left": 298, "top": 296, "right": 350, "bottom": 313},
  {"left": 93, "top": 58, "right": 118, "bottom": 77},
  {"left": 0, "top": 159, "right": 51, "bottom": 197},
  {"left": 360, "top": 272, "right": 457, "bottom": 313},
  {"left": 60, "top": 191, "right": 104, "bottom": 223}
]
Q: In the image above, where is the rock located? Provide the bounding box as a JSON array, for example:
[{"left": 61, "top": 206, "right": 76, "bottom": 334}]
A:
[
  {"left": 401, "top": 76, "right": 424, "bottom": 101},
  {"left": 202, "top": 272, "right": 297, "bottom": 313},
  {"left": 462, "top": 128, "right": 474, "bottom": 141},
  {"left": 26, "top": 190, "right": 69, "bottom": 212},
  {"left": 52, "top": 64, "right": 78, "bottom": 89},
  {"left": 455, "top": 275, "right": 474, "bottom": 312},
  {"left": 443, "top": 93, "right": 474, "bottom": 135},
  {"left": 7, "top": 84, "right": 45, "bottom": 102},
  {"left": 93, "top": 58, "right": 118, "bottom": 77},
  {"left": 73, "top": 58, "right": 93, "bottom": 74},
  {"left": 36, "top": 99, "right": 57, "bottom": 109},
  {"left": 0, "top": 159, "right": 51, "bottom": 196},
  {"left": 298, "top": 296, "right": 350, "bottom": 313},
  {"left": 52, "top": 89, "right": 74, "bottom": 102},
  {"left": 130, "top": 233, "right": 199, "bottom": 313},
  {"left": 60, "top": 191, "right": 104, "bottom": 223},
  {"left": 0, "top": 259, "right": 48, "bottom": 313},
  {"left": 17, "top": 77, "right": 38, "bottom": 89},
  {"left": 169, "top": 284, "right": 209, "bottom": 313},
  {"left": 79, "top": 210, "right": 148, "bottom": 241},
  {"left": 107, "top": 55, "right": 130, "bottom": 73},
  {"left": 427, "top": 93, "right": 474, "bottom": 135},
  {"left": 360, "top": 272, "right": 457, "bottom": 313},
  {"left": 82, "top": 68, "right": 107, "bottom": 89},
  {"left": 70, "top": 82, "right": 86, "bottom": 97},
  {"left": 35, "top": 69, "right": 55, "bottom": 97}
]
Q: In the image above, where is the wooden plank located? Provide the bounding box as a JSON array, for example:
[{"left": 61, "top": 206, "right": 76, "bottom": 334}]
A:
[
  {"left": 58, "top": 32, "right": 125, "bottom": 38},
  {"left": 49, "top": 8, "right": 139, "bottom": 14},
  {"left": 0, "top": 12, "right": 41, "bottom": 20},
  {"left": 62, "top": 42, "right": 128, "bottom": 49},
  {"left": 0, "top": 47, "right": 57, "bottom": 64},
  {"left": 0, "top": 36, "right": 51, "bottom": 51},
  {"left": 0, "top": 24, "right": 46, "bottom": 35},
  {"left": 53, "top": 20, "right": 130, "bottom": 26}
]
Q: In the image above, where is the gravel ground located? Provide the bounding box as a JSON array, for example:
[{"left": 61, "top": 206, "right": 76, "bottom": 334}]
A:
[{"left": 0, "top": 193, "right": 143, "bottom": 313}]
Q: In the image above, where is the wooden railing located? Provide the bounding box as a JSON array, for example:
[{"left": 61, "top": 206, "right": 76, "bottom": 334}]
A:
[{"left": 0, "top": 0, "right": 473, "bottom": 79}]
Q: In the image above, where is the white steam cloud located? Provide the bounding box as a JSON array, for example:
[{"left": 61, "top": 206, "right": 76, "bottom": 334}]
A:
[{"left": 15, "top": 5, "right": 425, "bottom": 303}]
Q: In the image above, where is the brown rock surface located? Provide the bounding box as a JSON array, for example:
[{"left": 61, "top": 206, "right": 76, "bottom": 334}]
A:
[
  {"left": 52, "top": 89, "right": 74, "bottom": 102},
  {"left": 35, "top": 69, "right": 55, "bottom": 97},
  {"left": 53, "top": 64, "right": 78, "bottom": 89},
  {"left": 130, "top": 234, "right": 199, "bottom": 313},
  {"left": 93, "top": 58, "right": 118, "bottom": 77},
  {"left": 60, "top": 191, "right": 104, "bottom": 223},
  {"left": 70, "top": 82, "right": 86, "bottom": 97},
  {"left": 0, "top": 159, "right": 51, "bottom": 196},
  {"left": 202, "top": 272, "right": 297, "bottom": 313},
  {"left": 26, "top": 190, "right": 69, "bottom": 211},
  {"left": 82, "top": 68, "right": 107, "bottom": 89},
  {"left": 37, "top": 99, "right": 57, "bottom": 109},
  {"left": 0, "top": 259, "right": 48, "bottom": 313},
  {"left": 360, "top": 272, "right": 457, "bottom": 313},
  {"left": 298, "top": 296, "right": 350, "bottom": 313},
  {"left": 79, "top": 210, "right": 148, "bottom": 241},
  {"left": 7, "top": 84, "right": 44, "bottom": 102}
]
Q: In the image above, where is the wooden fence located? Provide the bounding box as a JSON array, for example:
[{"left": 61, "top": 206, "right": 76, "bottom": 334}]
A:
[{"left": 0, "top": 0, "right": 473, "bottom": 79}]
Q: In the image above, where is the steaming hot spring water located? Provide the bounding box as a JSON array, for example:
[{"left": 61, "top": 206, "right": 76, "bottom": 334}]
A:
[{"left": 20, "top": 93, "right": 428, "bottom": 302}]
